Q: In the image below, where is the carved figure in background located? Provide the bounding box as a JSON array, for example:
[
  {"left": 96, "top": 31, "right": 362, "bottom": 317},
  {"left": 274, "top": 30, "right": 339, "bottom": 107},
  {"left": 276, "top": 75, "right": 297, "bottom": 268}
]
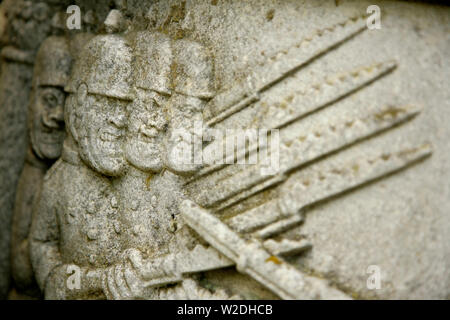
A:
[
  {"left": 0, "top": 0, "right": 65, "bottom": 299},
  {"left": 10, "top": 36, "right": 71, "bottom": 299}
]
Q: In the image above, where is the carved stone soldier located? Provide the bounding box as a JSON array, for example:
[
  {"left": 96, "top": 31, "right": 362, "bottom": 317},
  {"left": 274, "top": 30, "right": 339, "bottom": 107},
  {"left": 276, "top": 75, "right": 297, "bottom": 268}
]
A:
[
  {"left": 100, "top": 33, "right": 236, "bottom": 300},
  {"left": 10, "top": 36, "right": 71, "bottom": 299},
  {"left": 165, "top": 38, "right": 216, "bottom": 176},
  {"left": 0, "top": 0, "right": 64, "bottom": 299},
  {"left": 29, "top": 34, "right": 133, "bottom": 299},
  {"left": 101, "top": 32, "right": 183, "bottom": 299},
  {"left": 119, "top": 31, "right": 179, "bottom": 258}
]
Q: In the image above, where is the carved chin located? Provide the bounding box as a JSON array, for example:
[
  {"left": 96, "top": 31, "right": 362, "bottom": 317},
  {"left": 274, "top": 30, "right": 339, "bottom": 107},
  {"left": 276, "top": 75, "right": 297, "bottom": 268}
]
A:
[
  {"left": 33, "top": 132, "right": 64, "bottom": 160},
  {"left": 99, "top": 158, "right": 126, "bottom": 176},
  {"left": 88, "top": 153, "right": 126, "bottom": 176},
  {"left": 80, "top": 138, "right": 127, "bottom": 176},
  {"left": 38, "top": 144, "right": 62, "bottom": 160},
  {"left": 125, "top": 140, "right": 162, "bottom": 173},
  {"left": 166, "top": 141, "right": 198, "bottom": 175}
]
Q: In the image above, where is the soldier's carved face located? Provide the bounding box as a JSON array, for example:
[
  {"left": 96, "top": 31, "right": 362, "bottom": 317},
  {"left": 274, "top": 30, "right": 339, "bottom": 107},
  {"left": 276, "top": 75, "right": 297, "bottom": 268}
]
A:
[
  {"left": 76, "top": 92, "right": 128, "bottom": 176},
  {"left": 125, "top": 89, "right": 167, "bottom": 173},
  {"left": 30, "top": 86, "right": 65, "bottom": 160},
  {"left": 165, "top": 94, "right": 205, "bottom": 175}
]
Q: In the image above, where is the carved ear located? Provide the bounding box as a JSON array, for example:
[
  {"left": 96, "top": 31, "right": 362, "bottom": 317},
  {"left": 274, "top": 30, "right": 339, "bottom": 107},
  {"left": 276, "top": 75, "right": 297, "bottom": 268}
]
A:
[
  {"left": 68, "top": 83, "right": 88, "bottom": 143},
  {"left": 76, "top": 83, "right": 88, "bottom": 107},
  {"left": 67, "top": 97, "right": 80, "bottom": 143}
]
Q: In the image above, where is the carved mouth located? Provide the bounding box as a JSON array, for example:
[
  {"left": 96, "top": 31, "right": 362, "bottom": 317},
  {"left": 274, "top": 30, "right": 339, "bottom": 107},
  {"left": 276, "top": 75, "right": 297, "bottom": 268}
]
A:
[
  {"left": 96, "top": 128, "right": 124, "bottom": 158},
  {"left": 136, "top": 125, "right": 159, "bottom": 143},
  {"left": 95, "top": 140, "right": 122, "bottom": 159},
  {"left": 39, "top": 130, "right": 63, "bottom": 144},
  {"left": 139, "top": 125, "right": 158, "bottom": 138},
  {"left": 41, "top": 134, "right": 61, "bottom": 144},
  {"left": 100, "top": 129, "right": 123, "bottom": 142}
]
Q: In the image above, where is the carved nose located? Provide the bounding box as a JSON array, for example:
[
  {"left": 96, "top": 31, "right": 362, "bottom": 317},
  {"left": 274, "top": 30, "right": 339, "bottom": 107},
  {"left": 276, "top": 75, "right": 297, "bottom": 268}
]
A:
[
  {"left": 52, "top": 104, "right": 64, "bottom": 122},
  {"left": 109, "top": 111, "right": 126, "bottom": 128},
  {"left": 44, "top": 104, "right": 64, "bottom": 129}
]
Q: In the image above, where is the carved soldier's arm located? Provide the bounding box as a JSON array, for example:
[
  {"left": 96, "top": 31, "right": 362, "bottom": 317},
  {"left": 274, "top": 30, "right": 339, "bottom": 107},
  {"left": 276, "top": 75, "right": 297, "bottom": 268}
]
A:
[
  {"left": 10, "top": 164, "right": 43, "bottom": 295},
  {"left": 29, "top": 182, "right": 66, "bottom": 299}
]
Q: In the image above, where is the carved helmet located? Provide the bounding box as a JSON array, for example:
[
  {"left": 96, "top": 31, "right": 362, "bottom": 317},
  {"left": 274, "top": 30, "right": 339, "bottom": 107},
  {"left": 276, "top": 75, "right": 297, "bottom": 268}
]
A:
[
  {"left": 65, "top": 34, "right": 134, "bottom": 101},
  {"left": 171, "top": 38, "right": 215, "bottom": 99},
  {"left": 131, "top": 32, "right": 215, "bottom": 99},
  {"left": 33, "top": 36, "right": 72, "bottom": 89},
  {"left": 132, "top": 31, "right": 172, "bottom": 95}
]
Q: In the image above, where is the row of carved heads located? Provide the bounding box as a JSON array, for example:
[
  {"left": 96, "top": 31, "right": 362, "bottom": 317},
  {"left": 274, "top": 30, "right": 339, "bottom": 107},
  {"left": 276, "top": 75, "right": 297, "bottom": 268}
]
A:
[{"left": 50, "top": 32, "right": 216, "bottom": 177}]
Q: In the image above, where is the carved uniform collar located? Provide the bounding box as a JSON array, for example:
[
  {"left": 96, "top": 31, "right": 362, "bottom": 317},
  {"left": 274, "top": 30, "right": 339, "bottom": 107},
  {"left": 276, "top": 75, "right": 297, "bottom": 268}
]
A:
[{"left": 61, "top": 144, "right": 82, "bottom": 166}]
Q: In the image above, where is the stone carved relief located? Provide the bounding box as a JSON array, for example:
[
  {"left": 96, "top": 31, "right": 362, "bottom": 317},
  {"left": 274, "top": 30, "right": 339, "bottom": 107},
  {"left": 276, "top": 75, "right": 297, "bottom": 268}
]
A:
[
  {"left": 1, "top": 0, "right": 447, "bottom": 300},
  {"left": 29, "top": 13, "right": 430, "bottom": 299}
]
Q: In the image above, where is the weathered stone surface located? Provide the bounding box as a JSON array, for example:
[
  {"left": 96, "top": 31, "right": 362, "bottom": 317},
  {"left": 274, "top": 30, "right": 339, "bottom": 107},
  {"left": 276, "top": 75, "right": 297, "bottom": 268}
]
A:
[
  {"left": 10, "top": 35, "right": 71, "bottom": 299},
  {"left": 0, "top": 0, "right": 69, "bottom": 299},
  {"left": 0, "top": 0, "right": 448, "bottom": 300}
]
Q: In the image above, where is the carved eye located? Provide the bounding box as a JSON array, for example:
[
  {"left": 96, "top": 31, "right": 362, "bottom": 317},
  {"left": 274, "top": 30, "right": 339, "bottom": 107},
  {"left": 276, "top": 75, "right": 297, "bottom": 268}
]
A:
[
  {"left": 151, "top": 98, "right": 161, "bottom": 109},
  {"left": 44, "top": 93, "right": 58, "bottom": 108}
]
